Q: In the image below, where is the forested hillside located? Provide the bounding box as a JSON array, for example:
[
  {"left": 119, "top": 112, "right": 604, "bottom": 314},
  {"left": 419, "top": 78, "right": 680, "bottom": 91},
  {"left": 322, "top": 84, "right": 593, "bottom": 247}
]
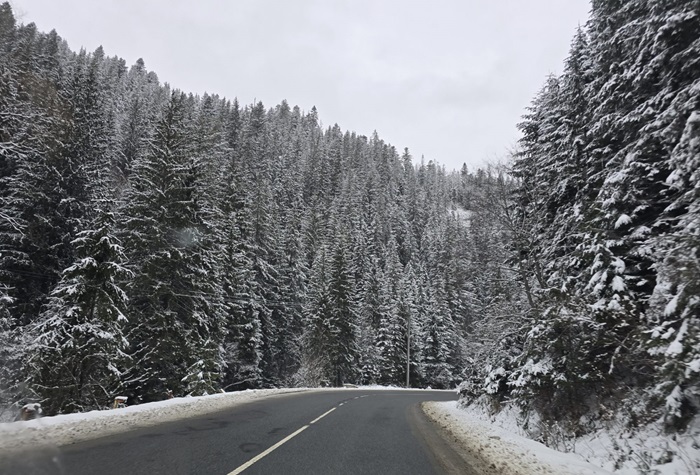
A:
[
  {"left": 461, "top": 0, "right": 700, "bottom": 436},
  {"left": 2, "top": 0, "right": 698, "bottom": 443},
  {"left": 0, "top": 3, "right": 522, "bottom": 416}
]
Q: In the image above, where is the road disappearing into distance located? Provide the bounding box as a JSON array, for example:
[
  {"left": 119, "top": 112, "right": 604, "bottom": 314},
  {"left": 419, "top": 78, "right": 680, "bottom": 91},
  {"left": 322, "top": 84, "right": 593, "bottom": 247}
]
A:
[{"left": 2, "top": 389, "right": 479, "bottom": 475}]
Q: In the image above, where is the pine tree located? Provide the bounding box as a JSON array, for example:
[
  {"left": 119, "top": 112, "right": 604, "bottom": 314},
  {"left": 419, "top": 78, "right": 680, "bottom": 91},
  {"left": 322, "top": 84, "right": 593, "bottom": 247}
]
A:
[
  {"left": 0, "top": 48, "right": 73, "bottom": 328},
  {"left": 421, "top": 276, "right": 455, "bottom": 389},
  {"left": 270, "top": 157, "right": 308, "bottom": 383},
  {"left": 0, "top": 3, "right": 16, "bottom": 64},
  {"left": 120, "top": 91, "right": 224, "bottom": 401},
  {"left": 113, "top": 58, "right": 162, "bottom": 187},
  {"left": 28, "top": 207, "right": 131, "bottom": 414},
  {"left": 325, "top": 233, "right": 359, "bottom": 386},
  {"left": 233, "top": 101, "right": 279, "bottom": 388},
  {"left": 376, "top": 236, "right": 407, "bottom": 385},
  {"left": 356, "top": 253, "right": 383, "bottom": 384},
  {"left": 300, "top": 231, "right": 359, "bottom": 387},
  {"left": 583, "top": 0, "right": 700, "bottom": 424},
  {"left": 649, "top": 108, "right": 700, "bottom": 429},
  {"left": 497, "top": 0, "right": 700, "bottom": 427},
  {"left": 300, "top": 245, "right": 333, "bottom": 386},
  {"left": 0, "top": 8, "right": 483, "bottom": 409},
  {"left": 218, "top": 100, "right": 262, "bottom": 391},
  {"left": 0, "top": 280, "right": 21, "bottom": 419}
]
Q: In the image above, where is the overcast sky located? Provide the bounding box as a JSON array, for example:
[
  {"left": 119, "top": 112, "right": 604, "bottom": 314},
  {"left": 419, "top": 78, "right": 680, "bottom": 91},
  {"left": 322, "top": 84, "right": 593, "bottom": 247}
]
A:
[{"left": 12, "top": 0, "right": 591, "bottom": 171}]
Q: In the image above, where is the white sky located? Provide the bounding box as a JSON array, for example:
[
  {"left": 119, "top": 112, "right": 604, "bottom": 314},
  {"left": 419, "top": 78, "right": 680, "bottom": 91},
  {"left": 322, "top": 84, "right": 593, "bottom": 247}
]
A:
[{"left": 10, "top": 0, "right": 591, "bottom": 172}]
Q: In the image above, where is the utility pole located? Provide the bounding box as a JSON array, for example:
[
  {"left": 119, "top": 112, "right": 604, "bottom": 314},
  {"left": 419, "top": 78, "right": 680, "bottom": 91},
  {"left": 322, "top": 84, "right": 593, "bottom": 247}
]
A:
[{"left": 406, "top": 313, "right": 410, "bottom": 388}]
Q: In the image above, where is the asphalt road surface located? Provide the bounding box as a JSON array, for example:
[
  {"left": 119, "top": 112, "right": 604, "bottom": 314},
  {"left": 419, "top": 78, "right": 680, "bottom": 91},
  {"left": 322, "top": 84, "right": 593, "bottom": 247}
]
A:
[{"left": 2, "top": 390, "right": 477, "bottom": 475}]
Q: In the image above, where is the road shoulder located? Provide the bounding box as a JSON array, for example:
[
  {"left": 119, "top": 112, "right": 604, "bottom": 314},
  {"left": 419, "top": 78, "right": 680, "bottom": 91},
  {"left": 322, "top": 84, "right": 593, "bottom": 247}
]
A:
[
  {"left": 422, "top": 401, "right": 613, "bottom": 475},
  {"left": 415, "top": 401, "right": 502, "bottom": 475}
]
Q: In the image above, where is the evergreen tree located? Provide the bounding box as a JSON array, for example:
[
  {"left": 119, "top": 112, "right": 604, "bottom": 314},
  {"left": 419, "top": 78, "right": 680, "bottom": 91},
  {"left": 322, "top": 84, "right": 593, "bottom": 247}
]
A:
[
  {"left": 300, "top": 245, "right": 333, "bottom": 386},
  {"left": 375, "top": 236, "right": 407, "bottom": 385},
  {"left": 233, "top": 101, "right": 279, "bottom": 388},
  {"left": 421, "top": 275, "right": 456, "bottom": 389},
  {"left": 300, "top": 233, "right": 359, "bottom": 387},
  {"left": 120, "top": 91, "right": 224, "bottom": 401},
  {"left": 28, "top": 207, "right": 131, "bottom": 414},
  {"left": 0, "top": 8, "right": 482, "bottom": 411},
  {"left": 326, "top": 233, "right": 359, "bottom": 386}
]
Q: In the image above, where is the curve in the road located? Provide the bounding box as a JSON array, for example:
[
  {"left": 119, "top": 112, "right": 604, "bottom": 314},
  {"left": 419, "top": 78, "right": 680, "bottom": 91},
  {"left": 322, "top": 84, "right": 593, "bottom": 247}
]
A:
[{"left": 2, "top": 390, "right": 476, "bottom": 475}]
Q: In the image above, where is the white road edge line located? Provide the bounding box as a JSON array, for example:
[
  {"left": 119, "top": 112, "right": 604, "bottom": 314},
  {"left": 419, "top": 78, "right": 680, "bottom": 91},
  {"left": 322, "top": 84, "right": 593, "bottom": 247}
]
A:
[
  {"left": 310, "top": 406, "right": 336, "bottom": 424},
  {"left": 228, "top": 425, "right": 310, "bottom": 475}
]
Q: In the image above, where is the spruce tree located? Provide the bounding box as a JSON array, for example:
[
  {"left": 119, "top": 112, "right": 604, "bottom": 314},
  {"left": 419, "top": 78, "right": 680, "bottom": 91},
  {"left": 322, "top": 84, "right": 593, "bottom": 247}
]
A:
[
  {"left": 120, "top": 91, "right": 224, "bottom": 401},
  {"left": 28, "top": 207, "right": 131, "bottom": 414}
]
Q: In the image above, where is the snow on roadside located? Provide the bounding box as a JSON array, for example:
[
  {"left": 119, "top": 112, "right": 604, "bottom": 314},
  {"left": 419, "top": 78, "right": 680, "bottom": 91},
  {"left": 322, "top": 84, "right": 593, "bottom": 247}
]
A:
[
  {"left": 0, "top": 388, "right": 312, "bottom": 454},
  {"left": 425, "top": 399, "right": 700, "bottom": 474},
  {"left": 423, "top": 400, "right": 613, "bottom": 475},
  {"left": 0, "top": 385, "right": 445, "bottom": 455},
  {"left": 568, "top": 415, "right": 700, "bottom": 475},
  {"left": 355, "top": 384, "right": 454, "bottom": 391}
]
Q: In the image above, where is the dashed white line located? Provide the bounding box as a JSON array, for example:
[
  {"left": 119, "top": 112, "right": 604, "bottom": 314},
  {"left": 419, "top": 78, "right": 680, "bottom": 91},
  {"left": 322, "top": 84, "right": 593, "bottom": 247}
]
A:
[
  {"left": 228, "top": 424, "right": 310, "bottom": 475},
  {"left": 310, "top": 406, "right": 336, "bottom": 424},
  {"left": 228, "top": 404, "right": 341, "bottom": 474}
]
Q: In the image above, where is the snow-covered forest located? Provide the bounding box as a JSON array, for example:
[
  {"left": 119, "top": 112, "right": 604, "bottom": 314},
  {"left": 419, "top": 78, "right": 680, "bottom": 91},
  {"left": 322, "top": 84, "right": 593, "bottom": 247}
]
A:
[
  {"left": 0, "top": 0, "right": 698, "bottom": 444},
  {"left": 461, "top": 0, "right": 700, "bottom": 438},
  {"left": 0, "top": 2, "right": 506, "bottom": 416}
]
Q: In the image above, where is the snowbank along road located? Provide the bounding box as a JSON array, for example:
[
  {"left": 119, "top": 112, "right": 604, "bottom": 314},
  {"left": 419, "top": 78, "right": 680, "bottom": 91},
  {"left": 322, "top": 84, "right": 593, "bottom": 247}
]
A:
[{"left": 1, "top": 389, "right": 477, "bottom": 475}]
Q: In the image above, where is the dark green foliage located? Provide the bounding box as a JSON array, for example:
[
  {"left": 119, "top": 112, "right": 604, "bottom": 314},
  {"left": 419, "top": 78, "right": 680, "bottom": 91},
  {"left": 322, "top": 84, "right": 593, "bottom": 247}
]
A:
[
  {"left": 28, "top": 207, "right": 131, "bottom": 414},
  {"left": 119, "top": 91, "right": 225, "bottom": 401},
  {"left": 0, "top": 3, "right": 477, "bottom": 414},
  {"left": 467, "top": 0, "right": 700, "bottom": 431}
]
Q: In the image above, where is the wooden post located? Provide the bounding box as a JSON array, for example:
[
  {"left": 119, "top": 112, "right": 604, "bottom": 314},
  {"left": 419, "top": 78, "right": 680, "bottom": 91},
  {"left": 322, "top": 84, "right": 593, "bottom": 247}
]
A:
[{"left": 113, "top": 396, "right": 128, "bottom": 409}]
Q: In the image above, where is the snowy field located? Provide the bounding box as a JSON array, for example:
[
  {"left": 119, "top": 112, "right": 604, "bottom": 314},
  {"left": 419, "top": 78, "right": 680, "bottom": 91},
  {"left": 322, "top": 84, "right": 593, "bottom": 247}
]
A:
[{"left": 424, "top": 400, "right": 700, "bottom": 475}]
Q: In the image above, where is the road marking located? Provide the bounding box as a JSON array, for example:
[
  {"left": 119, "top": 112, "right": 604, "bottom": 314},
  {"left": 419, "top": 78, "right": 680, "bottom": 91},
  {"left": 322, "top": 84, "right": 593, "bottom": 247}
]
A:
[
  {"left": 310, "top": 406, "right": 336, "bottom": 424},
  {"left": 228, "top": 425, "right": 310, "bottom": 475},
  {"left": 228, "top": 405, "right": 340, "bottom": 474}
]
